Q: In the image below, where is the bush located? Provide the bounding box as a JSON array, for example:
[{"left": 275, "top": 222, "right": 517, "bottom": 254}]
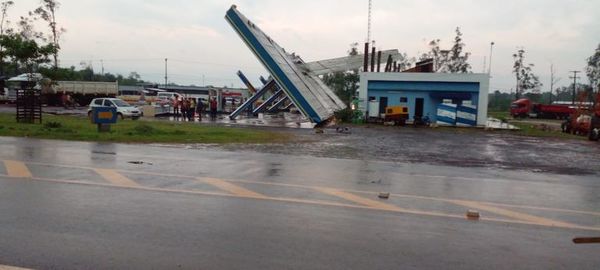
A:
[
  {"left": 43, "top": 121, "right": 63, "bottom": 129},
  {"left": 334, "top": 108, "right": 354, "bottom": 123},
  {"left": 133, "top": 124, "right": 154, "bottom": 134}
]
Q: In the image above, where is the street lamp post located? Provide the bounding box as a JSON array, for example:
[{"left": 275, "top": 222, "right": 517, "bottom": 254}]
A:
[
  {"left": 164, "top": 58, "right": 168, "bottom": 89},
  {"left": 488, "top": 42, "right": 495, "bottom": 75}
]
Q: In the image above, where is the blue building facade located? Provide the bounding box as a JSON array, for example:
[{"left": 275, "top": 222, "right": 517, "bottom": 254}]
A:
[{"left": 359, "top": 73, "right": 489, "bottom": 126}]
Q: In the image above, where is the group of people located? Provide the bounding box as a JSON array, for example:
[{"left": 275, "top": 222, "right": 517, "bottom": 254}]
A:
[{"left": 171, "top": 97, "right": 219, "bottom": 121}]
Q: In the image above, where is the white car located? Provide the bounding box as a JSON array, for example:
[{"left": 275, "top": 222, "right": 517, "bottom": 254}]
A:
[
  {"left": 88, "top": 98, "right": 141, "bottom": 120},
  {"left": 157, "top": 92, "right": 183, "bottom": 102}
]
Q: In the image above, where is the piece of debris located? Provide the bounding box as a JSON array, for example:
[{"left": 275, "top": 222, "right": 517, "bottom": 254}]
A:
[
  {"left": 573, "top": 237, "right": 600, "bottom": 244},
  {"left": 315, "top": 128, "right": 324, "bottom": 134},
  {"left": 335, "top": 127, "right": 351, "bottom": 134},
  {"left": 466, "top": 210, "right": 480, "bottom": 220},
  {"left": 378, "top": 192, "right": 390, "bottom": 199},
  {"left": 128, "top": 161, "right": 153, "bottom": 165}
]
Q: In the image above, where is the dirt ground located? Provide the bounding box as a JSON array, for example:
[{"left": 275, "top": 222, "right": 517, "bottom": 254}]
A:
[{"left": 217, "top": 125, "right": 600, "bottom": 176}]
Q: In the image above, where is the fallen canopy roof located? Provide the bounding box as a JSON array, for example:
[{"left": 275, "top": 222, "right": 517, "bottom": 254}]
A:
[{"left": 225, "top": 5, "right": 346, "bottom": 124}]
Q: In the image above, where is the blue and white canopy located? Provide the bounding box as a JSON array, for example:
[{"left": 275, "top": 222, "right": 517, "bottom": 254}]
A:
[{"left": 225, "top": 5, "right": 347, "bottom": 124}]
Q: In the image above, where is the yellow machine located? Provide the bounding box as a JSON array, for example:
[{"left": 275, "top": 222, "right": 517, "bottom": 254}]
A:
[{"left": 384, "top": 106, "right": 409, "bottom": 126}]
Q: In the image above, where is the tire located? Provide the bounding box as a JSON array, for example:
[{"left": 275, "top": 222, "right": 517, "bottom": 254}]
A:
[
  {"left": 87, "top": 111, "right": 92, "bottom": 119},
  {"left": 118, "top": 113, "right": 124, "bottom": 120}
]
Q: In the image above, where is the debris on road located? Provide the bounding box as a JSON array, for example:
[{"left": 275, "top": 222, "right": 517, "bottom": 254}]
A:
[
  {"left": 128, "top": 161, "right": 153, "bottom": 165},
  {"left": 378, "top": 192, "right": 390, "bottom": 199},
  {"left": 573, "top": 237, "right": 600, "bottom": 244},
  {"left": 466, "top": 210, "right": 480, "bottom": 220}
]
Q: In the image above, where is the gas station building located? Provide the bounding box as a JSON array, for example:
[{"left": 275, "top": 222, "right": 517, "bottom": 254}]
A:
[{"left": 358, "top": 72, "right": 490, "bottom": 126}]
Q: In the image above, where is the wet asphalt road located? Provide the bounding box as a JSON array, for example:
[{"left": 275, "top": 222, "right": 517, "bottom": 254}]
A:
[{"left": 0, "top": 136, "right": 599, "bottom": 269}]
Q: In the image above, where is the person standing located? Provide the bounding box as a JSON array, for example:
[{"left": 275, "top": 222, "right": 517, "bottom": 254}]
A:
[
  {"left": 173, "top": 97, "right": 180, "bottom": 118},
  {"left": 181, "top": 98, "right": 189, "bottom": 121},
  {"left": 187, "top": 98, "right": 195, "bottom": 121},
  {"left": 196, "top": 98, "right": 204, "bottom": 121},
  {"left": 210, "top": 97, "right": 218, "bottom": 121}
]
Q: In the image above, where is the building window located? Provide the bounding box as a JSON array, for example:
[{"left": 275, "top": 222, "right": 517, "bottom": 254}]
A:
[{"left": 400, "top": 97, "right": 408, "bottom": 103}]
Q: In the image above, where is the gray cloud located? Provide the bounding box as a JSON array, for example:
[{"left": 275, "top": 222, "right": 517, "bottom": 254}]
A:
[{"left": 8, "top": 0, "right": 600, "bottom": 91}]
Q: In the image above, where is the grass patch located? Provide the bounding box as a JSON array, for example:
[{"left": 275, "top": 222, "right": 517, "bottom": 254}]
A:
[
  {"left": 508, "top": 122, "right": 583, "bottom": 140},
  {"left": 488, "top": 111, "right": 510, "bottom": 121},
  {"left": 488, "top": 111, "right": 585, "bottom": 140},
  {"left": 0, "top": 113, "right": 289, "bottom": 144}
]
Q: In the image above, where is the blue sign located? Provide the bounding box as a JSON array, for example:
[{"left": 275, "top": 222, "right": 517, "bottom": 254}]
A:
[{"left": 92, "top": 107, "right": 118, "bottom": 124}]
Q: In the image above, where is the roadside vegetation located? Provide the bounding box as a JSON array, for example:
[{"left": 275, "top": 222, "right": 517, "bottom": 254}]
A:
[{"left": 0, "top": 113, "right": 289, "bottom": 144}]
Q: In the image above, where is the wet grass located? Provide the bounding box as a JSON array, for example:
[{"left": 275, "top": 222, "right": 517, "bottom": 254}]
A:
[
  {"left": 0, "top": 113, "right": 290, "bottom": 144},
  {"left": 488, "top": 111, "right": 510, "bottom": 121},
  {"left": 487, "top": 111, "right": 584, "bottom": 140},
  {"left": 507, "top": 122, "right": 584, "bottom": 140}
]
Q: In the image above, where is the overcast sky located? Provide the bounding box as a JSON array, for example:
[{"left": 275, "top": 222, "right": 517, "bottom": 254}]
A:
[{"left": 9, "top": 0, "right": 600, "bottom": 92}]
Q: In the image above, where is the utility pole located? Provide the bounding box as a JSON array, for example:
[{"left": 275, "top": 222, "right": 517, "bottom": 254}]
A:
[
  {"left": 100, "top": 59, "right": 104, "bottom": 76},
  {"left": 569, "top": 70, "right": 580, "bottom": 105},
  {"left": 164, "top": 58, "right": 168, "bottom": 89}
]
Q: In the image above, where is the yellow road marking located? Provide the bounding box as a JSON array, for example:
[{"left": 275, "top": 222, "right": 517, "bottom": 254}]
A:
[
  {"left": 0, "top": 264, "right": 34, "bottom": 270},
  {"left": 450, "top": 199, "right": 580, "bottom": 228},
  {"left": 2, "top": 173, "right": 600, "bottom": 232},
  {"left": 315, "top": 187, "right": 404, "bottom": 211},
  {"left": 20, "top": 160, "right": 600, "bottom": 217},
  {"left": 201, "top": 177, "right": 267, "bottom": 199},
  {"left": 480, "top": 202, "right": 600, "bottom": 217},
  {"left": 3, "top": 160, "right": 32, "bottom": 178},
  {"left": 8, "top": 160, "right": 600, "bottom": 230},
  {"left": 94, "top": 169, "right": 139, "bottom": 187}
]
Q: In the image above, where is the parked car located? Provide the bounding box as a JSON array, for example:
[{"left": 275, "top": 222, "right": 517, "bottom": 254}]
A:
[{"left": 88, "top": 98, "right": 141, "bottom": 120}]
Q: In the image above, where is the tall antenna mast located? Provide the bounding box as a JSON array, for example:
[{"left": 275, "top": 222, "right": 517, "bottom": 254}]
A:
[{"left": 367, "top": 0, "right": 372, "bottom": 43}]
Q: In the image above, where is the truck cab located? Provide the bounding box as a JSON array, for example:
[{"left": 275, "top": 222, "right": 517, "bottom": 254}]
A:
[{"left": 510, "top": 99, "right": 531, "bottom": 118}]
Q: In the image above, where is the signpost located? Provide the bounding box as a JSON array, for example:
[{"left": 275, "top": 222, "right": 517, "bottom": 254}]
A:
[{"left": 91, "top": 107, "right": 118, "bottom": 132}]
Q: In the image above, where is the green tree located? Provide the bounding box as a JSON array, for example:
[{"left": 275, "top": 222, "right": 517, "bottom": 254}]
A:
[
  {"left": 419, "top": 39, "right": 447, "bottom": 71},
  {"left": 586, "top": 43, "right": 600, "bottom": 93},
  {"left": 2, "top": 34, "right": 53, "bottom": 74},
  {"left": 0, "top": 0, "right": 14, "bottom": 75},
  {"left": 488, "top": 91, "right": 515, "bottom": 111},
  {"left": 419, "top": 27, "right": 471, "bottom": 73},
  {"left": 444, "top": 27, "right": 471, "bottom": 73},
  {"left": 32, "top": 0, "right": 64, "bottom": 70},
  {"left": 322, "top": 72, "right": 358, "bottom": 106},
  {"left": 513, "top": 48, "right": 541, "bottom": 99}
]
